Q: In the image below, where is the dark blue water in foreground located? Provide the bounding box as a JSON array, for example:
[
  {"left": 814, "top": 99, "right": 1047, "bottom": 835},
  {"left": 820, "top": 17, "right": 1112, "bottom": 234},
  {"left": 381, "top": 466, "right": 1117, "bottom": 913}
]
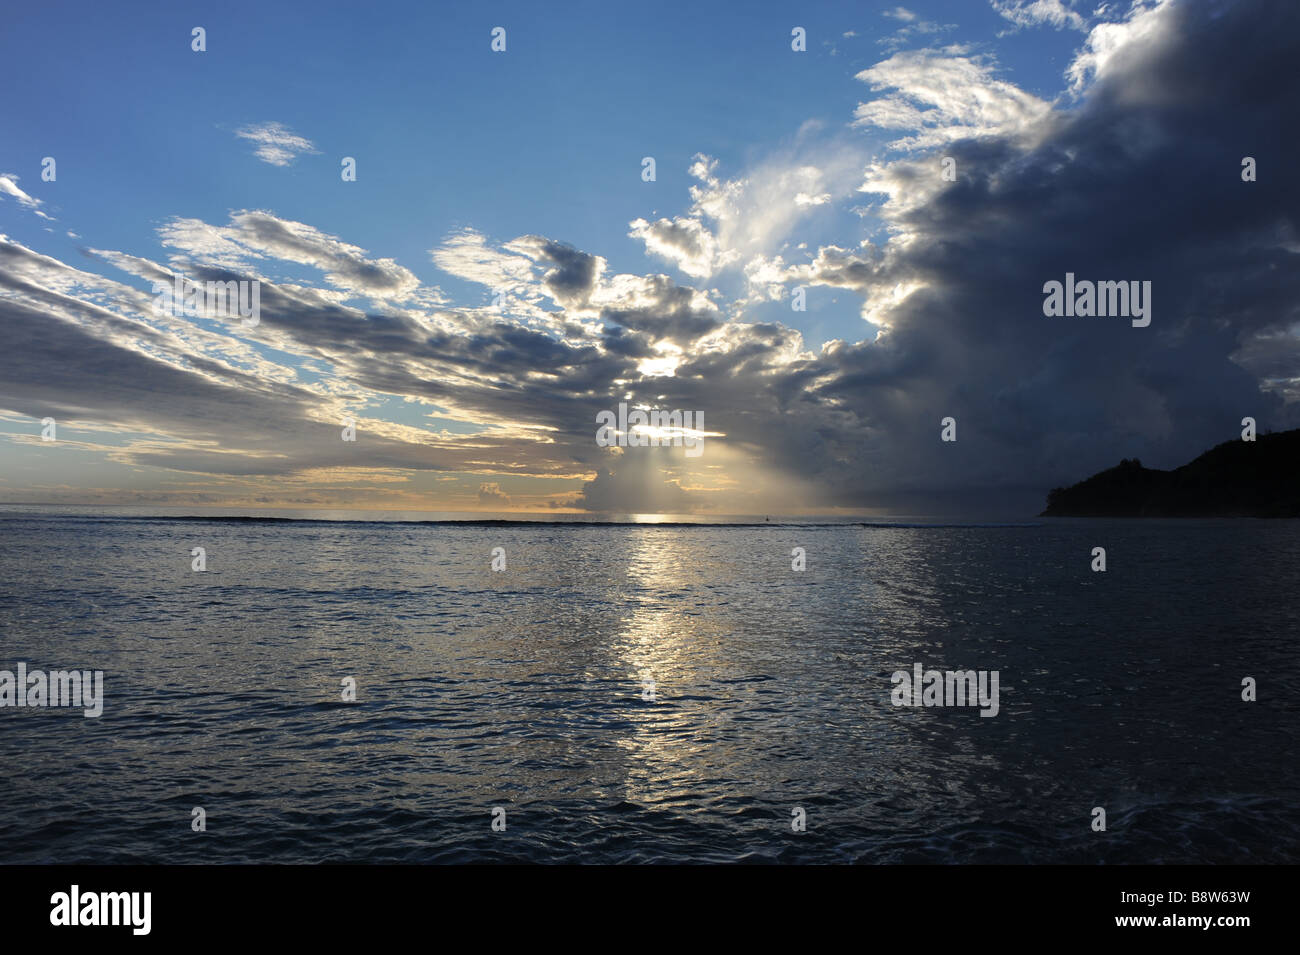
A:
[{"left": 0, "top": 511, "right": 1297, "bottom": 863}]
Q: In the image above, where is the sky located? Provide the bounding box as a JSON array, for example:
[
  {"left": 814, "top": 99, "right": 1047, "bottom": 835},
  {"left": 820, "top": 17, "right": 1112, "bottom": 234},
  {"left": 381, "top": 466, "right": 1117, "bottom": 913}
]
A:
[{"left": 1, "top": 0, "right": 1296, "bottom": 516}]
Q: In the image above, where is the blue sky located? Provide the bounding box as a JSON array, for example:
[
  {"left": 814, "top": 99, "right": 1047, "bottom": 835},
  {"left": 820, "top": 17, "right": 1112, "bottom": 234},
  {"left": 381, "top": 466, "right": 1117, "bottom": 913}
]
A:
[
  {"left": 3, "top": 0, "right": 1080, "bottom": 344},
  {"left": 2, "top": 0, "right": 1296, "bottom": 515}
]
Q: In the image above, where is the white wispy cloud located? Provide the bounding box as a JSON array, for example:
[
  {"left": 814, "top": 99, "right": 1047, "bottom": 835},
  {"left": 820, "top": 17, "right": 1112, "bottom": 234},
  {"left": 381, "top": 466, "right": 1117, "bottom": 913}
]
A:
[
  {"left": 234, "top": 121, "right": 319, "bottom": 166},
  {"left": 1066, "top": 0, "right": 1169, "bottom": 93},
  {"left": 629, "top": 148, "right": 863, "bottom": 281},
  {"left": 992, "top": 0, "right": 1089, "bottom": 33},
  {"left": 853, "top": 50, "right": 1051, "bottom": 149},
  {"left": 878, "top": 6, "right": 955, "bottom": 50},
  {"left": 160, "top": 211, "right": 420, "bottom": 301},
  {"left": 0, "top": 174, "right": 52, "bottom": 219}
]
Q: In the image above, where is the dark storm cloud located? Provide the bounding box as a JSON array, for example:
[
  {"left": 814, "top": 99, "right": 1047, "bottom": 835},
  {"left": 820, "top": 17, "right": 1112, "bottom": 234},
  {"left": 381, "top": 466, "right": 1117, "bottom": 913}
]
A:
[
  {"left": 561, "top": 0, "right": 1300, "bottom": 513},
  {"left": 532, "top": 239, "right": 601, "bottom": 305},
  {"left": 599, "top": 280, "right": 723, "bottom": 343},
  {"left": 748, "top": 0, "right": 1300, "bottom": 507}
]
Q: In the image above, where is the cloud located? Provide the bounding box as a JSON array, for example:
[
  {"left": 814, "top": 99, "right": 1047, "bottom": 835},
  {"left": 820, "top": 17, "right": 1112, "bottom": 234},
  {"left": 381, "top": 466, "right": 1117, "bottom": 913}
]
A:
[
  {"left": 1065, "top": 0, "right": 1173, "bottom": 93},
  {"left": 853, "top": 51, "right": 1052, "bottom": 149},
  {"left": 629, "top": 148, "right": 864, "bottom": 281},
  {"left": 507, "top": 236, "right": 605, "bottom": 309},
  {"left": 572, "top": 462, "right": 695, "bottom": 514},
  {"left": 792, "top": 0, "right": 1300, "bottom": 503},
  {"left": 477, "top": 482, "right": 511, "bottom": 506},
  {"left": 0, "top": 174, "right": 52, "bottom": 219},
  {"left": 431, "top": 229, "right": 537, "bottom": 292},
  {"left": 234, "top": 122, "right": 318, "bottom": 166},
  {"left": 160, "top": 211, "right": 420, "bottom": 301},
  {"left": 3, "top": 0, "right": 1298, "bottom": 518},
  {"left": 992, "top": 0, "right": 1089, "bottom": 33},
  {"left": 628, "top": 215, "right": 719, "bottom": 279},
  {"left": 878, "top": 6, "right": 956, "bottom": 50}
]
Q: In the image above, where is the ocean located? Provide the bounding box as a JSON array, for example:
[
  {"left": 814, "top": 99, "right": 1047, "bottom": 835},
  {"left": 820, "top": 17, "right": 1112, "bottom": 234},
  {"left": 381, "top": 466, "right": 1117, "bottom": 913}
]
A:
[{"left": 0, "top": 507, "right": 1296, "bottom": 863}]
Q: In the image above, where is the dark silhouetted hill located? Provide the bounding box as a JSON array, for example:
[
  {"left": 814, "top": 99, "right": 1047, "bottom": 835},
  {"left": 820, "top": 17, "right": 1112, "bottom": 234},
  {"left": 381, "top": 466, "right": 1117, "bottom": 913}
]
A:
[{"left": 1041, "top": 429, "right": 1300, "bottom": 517}]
